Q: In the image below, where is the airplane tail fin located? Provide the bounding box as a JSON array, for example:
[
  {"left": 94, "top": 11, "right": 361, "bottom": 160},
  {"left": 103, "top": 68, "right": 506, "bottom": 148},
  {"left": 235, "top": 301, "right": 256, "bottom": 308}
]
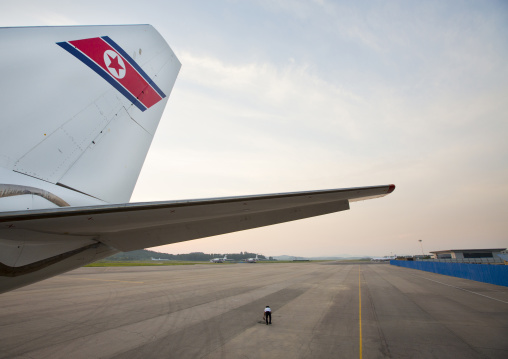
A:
[{"left": 0, "top": 25, "right": 180, "bottom": 203}]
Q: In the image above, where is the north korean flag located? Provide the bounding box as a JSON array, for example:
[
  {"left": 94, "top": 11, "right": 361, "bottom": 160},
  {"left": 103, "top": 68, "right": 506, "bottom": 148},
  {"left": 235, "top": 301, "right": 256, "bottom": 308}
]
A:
[{"left": 57, "top": 36, "right": 166, "bottom": 112}]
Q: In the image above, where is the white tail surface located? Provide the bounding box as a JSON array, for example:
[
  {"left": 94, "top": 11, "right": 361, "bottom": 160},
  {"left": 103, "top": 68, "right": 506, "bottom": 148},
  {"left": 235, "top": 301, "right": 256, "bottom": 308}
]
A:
[{"left": 0, "top": 25, "right": 180, "bottom": 203}]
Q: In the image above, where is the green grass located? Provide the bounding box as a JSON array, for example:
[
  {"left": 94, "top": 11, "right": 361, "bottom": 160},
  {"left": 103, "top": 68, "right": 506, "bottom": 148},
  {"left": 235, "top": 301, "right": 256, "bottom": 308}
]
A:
[
  {"left": 84, "top": 259, "right": 336, "bottom": 267},
  {"left": 85, "top": 261, "right": 204, "bottom": 267},
  {"left": 254, "top": 260, "right": 330, "bottom": 264}
]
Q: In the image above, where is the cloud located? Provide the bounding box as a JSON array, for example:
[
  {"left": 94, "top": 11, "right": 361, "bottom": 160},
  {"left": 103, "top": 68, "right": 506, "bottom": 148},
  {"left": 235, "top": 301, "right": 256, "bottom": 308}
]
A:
[
  {"left": 134, "top": 51, "right": 398, "bottom": 200},
  {"left": 35, "top": 12, "right": 80, "bottom": 26},
  {"left": 135, "top": 40, "right": 507, "bottom": 255}
]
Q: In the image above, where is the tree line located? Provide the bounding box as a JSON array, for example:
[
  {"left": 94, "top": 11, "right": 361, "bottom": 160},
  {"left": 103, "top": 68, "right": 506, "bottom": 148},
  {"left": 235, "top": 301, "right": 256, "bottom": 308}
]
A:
[{"left": 105, "top": 249, "right": 268, "bottom": 261}]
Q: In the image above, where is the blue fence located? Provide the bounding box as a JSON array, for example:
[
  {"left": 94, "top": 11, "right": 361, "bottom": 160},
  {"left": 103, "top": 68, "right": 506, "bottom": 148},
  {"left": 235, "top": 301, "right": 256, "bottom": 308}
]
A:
[{"left": 390, "top": 260, "right": 508, "bottom": 287}]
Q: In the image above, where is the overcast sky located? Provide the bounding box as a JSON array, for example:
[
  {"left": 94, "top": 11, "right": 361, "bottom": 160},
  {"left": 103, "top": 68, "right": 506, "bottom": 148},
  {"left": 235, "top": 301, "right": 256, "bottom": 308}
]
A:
[{"left": 2, "top": 0, "right": 507, "bottom": 257}]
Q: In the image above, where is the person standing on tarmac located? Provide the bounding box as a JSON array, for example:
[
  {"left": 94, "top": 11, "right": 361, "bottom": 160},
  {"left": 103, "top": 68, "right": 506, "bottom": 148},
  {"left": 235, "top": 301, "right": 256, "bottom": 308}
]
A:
[{"left": 264, "top": 305, "right": 272, "bottom": 325}]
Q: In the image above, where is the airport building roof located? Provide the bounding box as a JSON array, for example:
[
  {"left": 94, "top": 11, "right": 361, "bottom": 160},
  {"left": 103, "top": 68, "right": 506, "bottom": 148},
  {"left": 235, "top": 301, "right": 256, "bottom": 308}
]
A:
[{"left": 430, "top": 248, "right": 506, "bottom": 254}]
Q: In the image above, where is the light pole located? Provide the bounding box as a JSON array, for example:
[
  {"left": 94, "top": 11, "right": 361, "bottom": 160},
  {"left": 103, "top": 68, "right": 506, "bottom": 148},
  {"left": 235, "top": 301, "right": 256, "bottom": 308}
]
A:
[{"left": 418, "top": 239, "right": 424, "bottom": 256}]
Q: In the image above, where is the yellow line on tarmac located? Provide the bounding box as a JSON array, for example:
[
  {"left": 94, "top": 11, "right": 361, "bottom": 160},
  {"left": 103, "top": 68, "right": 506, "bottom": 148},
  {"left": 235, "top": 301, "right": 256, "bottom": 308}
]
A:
[
  {"left": 74, "top": 278, "right": 145, "bottom": 284},
  {"left": 359, "top": 266, "right": 363, "bottom": 359}
]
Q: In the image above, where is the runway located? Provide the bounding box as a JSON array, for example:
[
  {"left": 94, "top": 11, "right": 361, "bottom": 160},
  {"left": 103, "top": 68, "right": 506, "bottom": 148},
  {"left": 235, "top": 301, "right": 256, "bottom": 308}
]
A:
[{"left": 1, "top": 262, "right": 507, "bottom": 358}]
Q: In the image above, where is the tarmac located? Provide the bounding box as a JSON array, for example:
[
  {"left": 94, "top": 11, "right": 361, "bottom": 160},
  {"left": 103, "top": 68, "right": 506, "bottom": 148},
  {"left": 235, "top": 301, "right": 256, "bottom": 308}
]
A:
[{"left": 1, "top": 262, "right": 507, "bottom": 358}]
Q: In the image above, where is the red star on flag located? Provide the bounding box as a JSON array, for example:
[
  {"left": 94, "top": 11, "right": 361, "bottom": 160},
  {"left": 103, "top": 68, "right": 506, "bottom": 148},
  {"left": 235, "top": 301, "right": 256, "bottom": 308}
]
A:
[{"left": 107, "top": 54, "right": 124, "bottom": 75}]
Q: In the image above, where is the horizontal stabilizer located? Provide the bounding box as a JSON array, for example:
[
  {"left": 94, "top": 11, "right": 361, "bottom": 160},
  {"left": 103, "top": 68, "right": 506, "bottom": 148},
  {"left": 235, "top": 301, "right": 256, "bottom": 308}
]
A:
[{"left": 0, "top": 185, "right": 395, "bottom": 251}]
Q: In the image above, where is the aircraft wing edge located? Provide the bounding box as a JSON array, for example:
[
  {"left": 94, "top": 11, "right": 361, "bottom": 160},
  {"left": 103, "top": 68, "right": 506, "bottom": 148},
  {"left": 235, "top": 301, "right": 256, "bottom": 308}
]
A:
[
  {"left": 0, "top": 184, "right": 395, "bottom": 251},
  {"left": 0, "top": 184, "right": 395, "bottom": 223}
]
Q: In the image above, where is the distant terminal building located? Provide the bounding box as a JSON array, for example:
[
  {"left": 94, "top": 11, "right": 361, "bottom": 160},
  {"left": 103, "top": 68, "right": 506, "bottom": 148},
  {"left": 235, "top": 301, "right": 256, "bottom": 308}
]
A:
[
  {"left": 425, "top": 248, "right": 506, "bottom": 264},
  {"left": 430, "top": 248, "right": 506, "bottom": 260}
]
